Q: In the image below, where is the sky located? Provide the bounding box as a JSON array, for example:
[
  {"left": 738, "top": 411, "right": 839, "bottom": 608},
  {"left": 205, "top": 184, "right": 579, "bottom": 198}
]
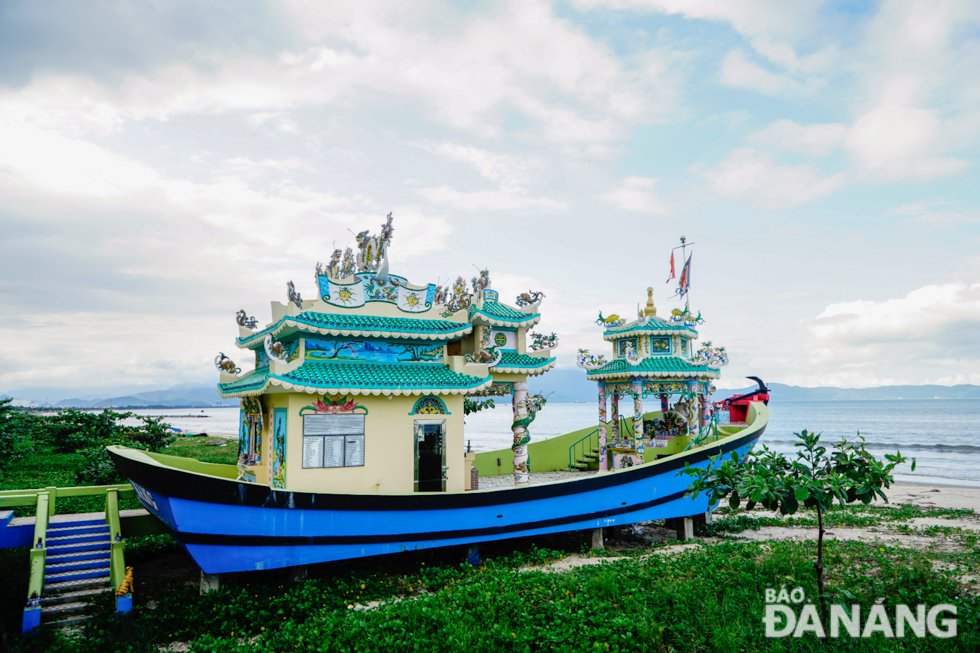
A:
[{"left": 1, "top": 0, "right": 979, "bottom": 401}]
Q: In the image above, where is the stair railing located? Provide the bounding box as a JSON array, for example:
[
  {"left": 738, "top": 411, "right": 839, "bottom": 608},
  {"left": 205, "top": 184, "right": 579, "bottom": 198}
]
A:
[
  {"left": 1, "top": 483, "right": 137, "bottom": 632},
  {"left": 106, "top": 488, "right": 126, "bottom": 590},
  {"left": 681, "top": 413, "right": 720, "bottom": 452},
  {"left": 567, "top": 427, "right": 599, "bottom": 471}
]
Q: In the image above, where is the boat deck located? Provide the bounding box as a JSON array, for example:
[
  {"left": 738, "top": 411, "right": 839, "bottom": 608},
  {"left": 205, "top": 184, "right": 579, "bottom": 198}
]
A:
[{"left": 477, "top": 470, "right": 597, "bottom": 489}]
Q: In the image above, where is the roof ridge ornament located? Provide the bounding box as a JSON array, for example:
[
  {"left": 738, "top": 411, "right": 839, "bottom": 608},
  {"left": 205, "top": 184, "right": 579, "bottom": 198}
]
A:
[
  {"left": 465, "top": 327, "right": 502, "bottom": 366},
  {"left": 215, "top": 352, "right": 240, "bottom": 376},
  {"left": 692, "top": 341, "right": 729, "bottom": 367},
  {"left": 515, "top": 290, "right": 545, "bottom": 311},
  {"left": 236, "top": 310, "right": 258, "bottom": 330},
  {"left": 596, "top": 311, "right": 626, "bottom": 329},
  {"left": 529, "top": 331, "right": 558, "bottom": 351},
  {"left": 576, "top": 348, "right": 606, "bottom": 370},
  {"left": 265, "top": 335, "right": 286, "bottom": 363}
]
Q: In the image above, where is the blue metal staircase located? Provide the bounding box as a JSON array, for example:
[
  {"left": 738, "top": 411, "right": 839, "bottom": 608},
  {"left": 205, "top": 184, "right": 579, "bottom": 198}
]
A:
[{"left": 40, "top": 518, "right": 113, "bottom": 628}]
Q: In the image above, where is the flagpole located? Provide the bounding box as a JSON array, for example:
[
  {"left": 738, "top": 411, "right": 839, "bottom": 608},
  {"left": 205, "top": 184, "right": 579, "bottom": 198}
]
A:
[
  {"left": 680, "top": 236, "right": 688, "bottom": 311},
  {"left": 672, "top": 235, "right": 695, "bottom": 311}
]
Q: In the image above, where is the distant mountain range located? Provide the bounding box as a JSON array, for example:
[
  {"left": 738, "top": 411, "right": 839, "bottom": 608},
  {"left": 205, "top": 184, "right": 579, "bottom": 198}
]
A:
[
  {"left": 1, "top": 382, "right": 238, "bottom": 408},
  {"left": 528, "top": 369, "right": 980, "bottom": 403},
  {"left": 4, "top": 374, "right": 980, "bottom": 409}
]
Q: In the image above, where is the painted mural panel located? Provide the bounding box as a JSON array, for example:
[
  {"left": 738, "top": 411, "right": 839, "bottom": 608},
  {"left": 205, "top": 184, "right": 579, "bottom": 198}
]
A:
[
  {"left": 272, "top": 408, "right": 287, "bottom": 489},
  {"left": 255, "top": 348, "right": 270, "bottom": 370},
  {"left": 649, "top": 336, "right": 671, "bottom": 354},
  {"left": 305, "top": 338, "right": 443, "bottom": 363}
]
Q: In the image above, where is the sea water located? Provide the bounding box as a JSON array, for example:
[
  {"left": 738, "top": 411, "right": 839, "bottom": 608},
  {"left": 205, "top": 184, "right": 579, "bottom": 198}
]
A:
[{"left": 121, "top": 399, "right": 980, "bottom": 487}]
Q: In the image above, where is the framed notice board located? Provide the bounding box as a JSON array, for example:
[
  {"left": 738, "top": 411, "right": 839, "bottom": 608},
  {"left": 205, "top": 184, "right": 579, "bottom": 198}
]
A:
[{"left": 302, "top": 414, "right": 365, "bottom": 468}]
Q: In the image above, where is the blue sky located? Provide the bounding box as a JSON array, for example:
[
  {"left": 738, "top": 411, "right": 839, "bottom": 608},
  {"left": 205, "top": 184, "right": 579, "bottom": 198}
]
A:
[{"left": 1, "top": 0, "right": 978, "bottom": 399}]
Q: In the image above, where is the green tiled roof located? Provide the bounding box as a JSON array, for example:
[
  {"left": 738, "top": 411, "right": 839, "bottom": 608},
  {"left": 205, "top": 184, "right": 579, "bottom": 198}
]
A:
[
  {"left": 218, "top": 368, "right": 270, "bottom": 393},
  {"left": 602, "top": 318, "right": 697, "bottom": 340},
  {"left": 469, "top": 301, "right": 539, "bottom": 325},
  {"left": 585, "top": 356, "right": 719, "bottom": 380},
  {"left": 237, "top": 311, "right": 471, "bottom": 348},
  {"left": 491, "top": 351, "right": 556, "bottom": 370},
  {"left": 218, "top": 361, "right": 490, "bottom": 396}
]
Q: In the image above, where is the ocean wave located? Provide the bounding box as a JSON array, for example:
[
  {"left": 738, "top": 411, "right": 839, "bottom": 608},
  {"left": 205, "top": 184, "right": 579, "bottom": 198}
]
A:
[{"left": 759, "top": 439, "right": 980, "bottom": 454}]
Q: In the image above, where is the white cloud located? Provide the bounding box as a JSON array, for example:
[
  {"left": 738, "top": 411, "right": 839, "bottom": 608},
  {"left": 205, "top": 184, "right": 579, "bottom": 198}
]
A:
[
  {"left": 413, "top": 142, "right": 564, "bottom": 212},
  {"left": 696, "top": 148, "right": 847, "bottom": 209},
  {"left": 798, "top": 282, "right": 980, "bottom": 386},
  {"left": 844, "top": 105, "right": 970, "bottom": 181},
  {"left": 415, "top": 185, "right": 565, "bottom": 212},
  {"left": 891, "top": 199, "right": 980, "bottom": 228},
  {"left": 600, "top": 176, "right": 667, "bottom": 213},
  {"left": 719, "top": 49, "right": 820, "bottom": 97},
  {"left": 748, "top": 120, "right": 847, "bottom": 157}
]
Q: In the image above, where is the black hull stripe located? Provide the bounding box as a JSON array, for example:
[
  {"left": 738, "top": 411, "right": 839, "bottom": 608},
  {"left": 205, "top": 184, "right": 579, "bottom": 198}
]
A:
[
  {"left": 175, "top": 490, "right": 690, "bottom": 546},
  {"left": 109, "top": 424, "right": 764, "bottom": 512}
]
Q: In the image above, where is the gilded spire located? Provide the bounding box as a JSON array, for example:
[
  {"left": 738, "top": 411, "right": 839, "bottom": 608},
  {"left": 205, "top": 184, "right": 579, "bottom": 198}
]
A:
[{"left": 644, "top": 287, "right": 657, "bottom": 316}]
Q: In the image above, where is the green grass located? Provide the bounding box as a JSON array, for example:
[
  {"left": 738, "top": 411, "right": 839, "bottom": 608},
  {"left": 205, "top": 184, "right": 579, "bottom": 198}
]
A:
[
  {"left": 0, "top": 435, "right": 236, "bottom": 505},
  {"left": 162, "top": 435, "right": 238, "bottom": 465},
  {"left": 10, "top": 539, "right": 978, "bottom": 652}
]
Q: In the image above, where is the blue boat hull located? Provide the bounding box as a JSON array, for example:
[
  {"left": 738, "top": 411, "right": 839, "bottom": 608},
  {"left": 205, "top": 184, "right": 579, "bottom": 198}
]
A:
[{"left": 108, "top": 412, "right": 765, "bottom": 573}]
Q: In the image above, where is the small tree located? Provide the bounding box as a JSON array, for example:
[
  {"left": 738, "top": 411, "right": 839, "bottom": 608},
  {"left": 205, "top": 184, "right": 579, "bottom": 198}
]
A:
[
  {"left": 679, "top": 429, "right": 914, "bottom": 627},
  {"left": 463, "top": 398, "right": 495, "bottom": 416}
]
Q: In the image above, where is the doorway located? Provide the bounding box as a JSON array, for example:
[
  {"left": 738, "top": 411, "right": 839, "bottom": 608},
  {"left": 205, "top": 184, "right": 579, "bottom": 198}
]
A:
[{"left": 414, "top": 420, "right": 446, "bottom": 492}]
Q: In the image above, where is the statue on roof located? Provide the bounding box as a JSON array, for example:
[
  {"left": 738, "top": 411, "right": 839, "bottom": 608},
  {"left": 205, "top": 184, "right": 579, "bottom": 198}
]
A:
[
  {"left": 286, "top": 281, "right": 303, "bottom": 309},
  {"left": 336, "top": 247, "right": 354, "bottom": 279},
  {"left": 471, "top": 268, "right": 490, "bottom": 301},
  {"left": 433, "top": 282, "right": 448, "bottom": 306},
  {"left": 446, "top": 276, "right": 471, "bottom": 312},
  {"left": 356, "top": 212, "right": 394, "bottom": 273},
  {"left": 316, "top": 249, "right": 343, "bottom": 281}
]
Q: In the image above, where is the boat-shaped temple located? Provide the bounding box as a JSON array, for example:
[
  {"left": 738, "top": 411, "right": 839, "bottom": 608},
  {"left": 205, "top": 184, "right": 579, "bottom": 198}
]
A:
[{"left": 107, "top": 218, "right": 770, "bottom": 573}]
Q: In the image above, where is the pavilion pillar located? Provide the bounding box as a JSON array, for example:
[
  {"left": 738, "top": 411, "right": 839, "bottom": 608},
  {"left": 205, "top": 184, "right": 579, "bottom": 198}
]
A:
[
  {"left": 512, "top": 381, "right": 531, "bottom": 486},
  {"left": 632, "top": 378, "right": 644, "bottom": 459},
  {"left": 687, "top": 380, "right": 697, "bottom": 438},
  {"left": 699, "top": 390, "right": 707, "bottom": 432},
  {"left": 597, "top": 382, "right": 608, "bottom": 472},
  {"left": 610, "top": 393, "right": 620, "bottom": 443}
]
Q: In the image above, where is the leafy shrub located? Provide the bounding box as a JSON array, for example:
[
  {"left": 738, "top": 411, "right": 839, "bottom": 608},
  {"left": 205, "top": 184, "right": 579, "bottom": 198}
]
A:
[
  {"left": 75, "top": 445, "right": 124, "bottom": 485},
  {"left": 30, "top": 408, "right": 175, "bottom": 454}
]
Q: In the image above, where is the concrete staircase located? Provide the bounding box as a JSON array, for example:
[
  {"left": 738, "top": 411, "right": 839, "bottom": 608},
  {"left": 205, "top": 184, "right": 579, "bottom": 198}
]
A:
[
  {"left": 40, "top": 518, "right": 113, "bottom": 628},
  {"left": 570, "top": 446, "right": 600, "bottom": 471}
]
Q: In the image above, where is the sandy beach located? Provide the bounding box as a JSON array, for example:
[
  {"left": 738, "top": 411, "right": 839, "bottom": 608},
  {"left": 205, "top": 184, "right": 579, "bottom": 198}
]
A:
[{"left": 888, "top": 481, "right": 980, "bottom": 511}]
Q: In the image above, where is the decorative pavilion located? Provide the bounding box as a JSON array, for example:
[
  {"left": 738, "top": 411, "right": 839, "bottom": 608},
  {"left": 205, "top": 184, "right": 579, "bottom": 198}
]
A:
[
  {"left": 577, "top": 287, "right": 727, "bottom": 470},
  {"left": 215, "top": 216, "right": 556, "bottom": 493}
]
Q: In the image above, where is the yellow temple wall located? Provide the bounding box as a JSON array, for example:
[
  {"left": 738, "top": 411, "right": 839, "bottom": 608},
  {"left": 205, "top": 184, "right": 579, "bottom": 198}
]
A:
[{"left": 280, "top": 393, "right": 466, "bottom": 495}]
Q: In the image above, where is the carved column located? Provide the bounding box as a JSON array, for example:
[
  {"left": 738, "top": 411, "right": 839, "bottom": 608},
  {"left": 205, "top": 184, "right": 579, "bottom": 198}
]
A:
[
  {"left": 512, "top": 381, "right": 531, "bottom": 486},
  {"left": 632, "top": 378, "right": 644, "bottom": 460},
  {"left": 687, "top": 380, "right": 697, "bottom": 438},
  {"left": 597, "top": 382, "right": 608, "bottom": 472},
  {"left": 610, "top": 393, "right": 620, "bottom": 444}
]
